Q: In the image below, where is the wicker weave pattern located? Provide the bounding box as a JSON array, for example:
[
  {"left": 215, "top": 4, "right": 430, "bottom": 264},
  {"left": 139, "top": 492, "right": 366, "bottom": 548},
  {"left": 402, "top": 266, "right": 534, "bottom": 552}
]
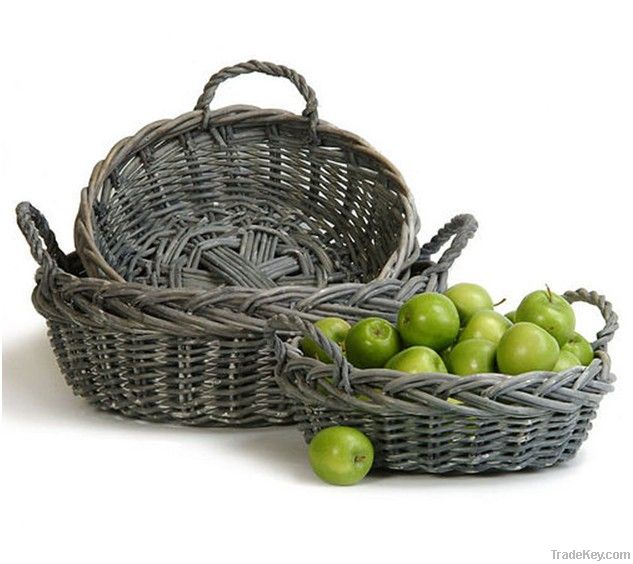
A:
[
  {"left": 273, "top": 289, "right": 618, "bottom": 472},
  {"left": 18, "top": 203, "right": 476, "bottom": 426},
  {"left": 75, "top": 61, "right": 422, "bottom": 291}
]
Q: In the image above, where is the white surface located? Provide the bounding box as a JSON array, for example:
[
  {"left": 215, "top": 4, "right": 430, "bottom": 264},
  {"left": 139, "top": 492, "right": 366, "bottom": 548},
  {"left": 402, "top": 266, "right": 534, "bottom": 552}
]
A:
[{"left": 2, "top": 1, "right": 632, "bottom": 563}]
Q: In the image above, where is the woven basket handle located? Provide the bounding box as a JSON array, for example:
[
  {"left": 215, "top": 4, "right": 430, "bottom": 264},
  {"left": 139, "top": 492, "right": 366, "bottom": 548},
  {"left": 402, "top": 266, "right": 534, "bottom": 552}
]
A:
[
  {"left": 269, "top": 313, "right": 354, "bottom": 392},
  {"left": 563, "top": 288, "right": 619, "bottom": 350},
  {"left": 16, "top": 202, "right": 68, "bottom": 271},
  {"left": 195, "top": 60, "right": 319, "bottom": 136},
  {"left": 413, "top": 214, "right": 478, "bottom": 276}
]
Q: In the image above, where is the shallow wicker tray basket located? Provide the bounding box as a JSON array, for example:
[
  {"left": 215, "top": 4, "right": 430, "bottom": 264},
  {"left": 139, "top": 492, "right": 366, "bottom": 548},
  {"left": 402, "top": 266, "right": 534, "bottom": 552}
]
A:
[{"left": 273, "top": 289, "right": 618, "bottom": 473}]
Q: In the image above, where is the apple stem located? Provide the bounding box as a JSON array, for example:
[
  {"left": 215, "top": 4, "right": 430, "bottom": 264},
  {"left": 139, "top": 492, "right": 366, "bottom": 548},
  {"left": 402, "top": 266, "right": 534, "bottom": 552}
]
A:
[
  {"left": 493, "top": 297, "right": 507, "bottom": 307},
  {"left": 354, "top": 455, "right": 366, "bottom": 464},
  {"left": 545, "top": 284, "right": 553, "bottom": 302}
]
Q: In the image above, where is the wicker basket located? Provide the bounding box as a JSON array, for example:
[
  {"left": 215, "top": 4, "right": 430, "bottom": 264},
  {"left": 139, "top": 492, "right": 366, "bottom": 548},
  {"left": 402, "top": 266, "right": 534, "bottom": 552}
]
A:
[
  {"left": 75, "top": 60, "right": 423, "bottom": 290},
  {"left": 17, "top": 203, "right": 476, "bottom": 427},
  {"left": 273, "top": 289, "right": 618, "bottom": 473}
]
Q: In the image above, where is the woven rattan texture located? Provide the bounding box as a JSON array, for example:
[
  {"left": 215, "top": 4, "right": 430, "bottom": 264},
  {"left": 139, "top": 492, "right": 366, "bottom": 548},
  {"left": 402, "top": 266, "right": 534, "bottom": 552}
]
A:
[
  {"left": 75, "top": 61, "right": 421, "bottom": 291},
  {"left": 273, "top": 289, "right": 618, "bottom": 473},
  {"left": 18, "top": 203, "right": 476, "bottom": 427}
]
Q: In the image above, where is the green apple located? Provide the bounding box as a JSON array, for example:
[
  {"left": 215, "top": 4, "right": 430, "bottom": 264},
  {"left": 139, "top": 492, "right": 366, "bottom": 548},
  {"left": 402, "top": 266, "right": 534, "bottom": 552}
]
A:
[
  {"left": 553, "top": 350, "right": 582, "bottom": 372},
  {"left": 385, "top": 346, "right": 447, "bottom": 374},
  {"left": 397, "top": 293, "right": 460, "bottom": 350},
  {"left": 496, "top": 322, "right": 560, "bottom": 375},
  {"left": 505, "top": 310, "right": 517, "bottom": 323},
  {"left": 515, "top": 289, "right": 576, "bottom": 346},
  {"left": 345, "top": 317, "right": 401, "bottom": 368},
  {"left": 562, "top": 332, "right": 594, "bottom": 366},
  {"left": 308, "top": 426, "right": 374, "bottom": 486},
  {"left": 301, "top": 317, "right": 351, "bottom": 363},
  {"left": 447, "top": 339, "right": 497, "bottom": 375},
  {"left": 460, "top": 310, "right": 512, "bottom": 345},
  {"left": 445, "top": 283, "right": 494, "bottom": 324}
]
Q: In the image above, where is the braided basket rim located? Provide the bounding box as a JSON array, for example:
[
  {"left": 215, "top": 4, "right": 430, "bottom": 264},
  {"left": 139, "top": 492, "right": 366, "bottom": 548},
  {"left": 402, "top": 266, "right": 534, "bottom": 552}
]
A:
[
  {"left": 273, "top": 289, "right": 618, "bottom": 419},
  {"left": 19, "top": 203, "right": 478, "bottom": 339},
  {"left": 29, "top": 262, "right": 438, "bottom": 338}
]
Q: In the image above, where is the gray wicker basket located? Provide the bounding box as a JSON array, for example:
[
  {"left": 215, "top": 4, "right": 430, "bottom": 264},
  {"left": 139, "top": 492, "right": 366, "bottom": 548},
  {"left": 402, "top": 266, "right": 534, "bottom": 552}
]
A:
[
  {"left": 17, "top": 203, "right": 476, "bottom": 427},
  {"left": 273, "top": 289, "right": 618, "bottom": 473},
  {"left": 75, "top": 60, "right": 422, "bottom": 290}
]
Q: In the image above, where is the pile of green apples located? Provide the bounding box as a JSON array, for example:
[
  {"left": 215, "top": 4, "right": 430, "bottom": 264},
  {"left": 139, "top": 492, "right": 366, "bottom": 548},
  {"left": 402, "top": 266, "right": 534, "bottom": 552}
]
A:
[{"left": 301, "top": 283, "right": 594, "bottom": 377}]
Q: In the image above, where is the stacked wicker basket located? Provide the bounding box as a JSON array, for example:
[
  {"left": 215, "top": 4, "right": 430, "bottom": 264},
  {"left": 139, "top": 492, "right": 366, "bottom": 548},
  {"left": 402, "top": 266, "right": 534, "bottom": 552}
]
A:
[{"left": 17, "top": 60, "right": 617, "bottom": 472}]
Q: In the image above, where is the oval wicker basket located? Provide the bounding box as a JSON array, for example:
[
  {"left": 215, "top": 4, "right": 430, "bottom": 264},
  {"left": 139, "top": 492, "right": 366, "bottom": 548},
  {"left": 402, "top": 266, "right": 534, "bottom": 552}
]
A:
[
  {"left": 273, "top": 290, "right": 618, "bottom": 473},
  {"left": 75, "top": 60, "right": 422, "bottom": 290},
  {"left": 17, "top": 203, "right": 477, "bottom": 427}
]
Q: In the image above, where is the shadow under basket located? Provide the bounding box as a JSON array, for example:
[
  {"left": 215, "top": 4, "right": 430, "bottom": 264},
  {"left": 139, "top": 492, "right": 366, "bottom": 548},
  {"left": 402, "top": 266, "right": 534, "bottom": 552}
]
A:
[
  {"left": 17, "top": 203, "right": 476, "bottom": 427},
  {"left": 273, "top": 289, "right": 618, "bottom": 473}
]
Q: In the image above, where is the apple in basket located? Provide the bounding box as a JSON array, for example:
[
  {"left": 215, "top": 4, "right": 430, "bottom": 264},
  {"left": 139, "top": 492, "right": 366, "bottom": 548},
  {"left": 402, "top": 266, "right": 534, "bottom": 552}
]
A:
[
  {"left": 515, "top": 287, "right": 576, "bottom": 346},
  {"left": 301, "top": 317, "right": 351, "bottom": 363},
  {"left": 397, "top": 293, "right": 460, "bottom": 350},
  {"left": 444, "top": 282, "right": 494, "bottom": 324},
  {"left": 561, "top": 332, "right": 594, "bottom": 365},
  {"left": 459, "top": 310, "right": 512, "bottom": 345},
  {"left": 496, "top": 322, "right": 560, "bottom": 375},
  {"left": 344, "top": 318, "right": 401, "bottom": 369},
  {"left": 447, "top": 338, "right": 497, "bottom": 376},
  {"left": 385, "top": 346, "right": 447, "bottom": 374},
  {"left": 553, "top": 350, "right": 582, "bottom": 372}
]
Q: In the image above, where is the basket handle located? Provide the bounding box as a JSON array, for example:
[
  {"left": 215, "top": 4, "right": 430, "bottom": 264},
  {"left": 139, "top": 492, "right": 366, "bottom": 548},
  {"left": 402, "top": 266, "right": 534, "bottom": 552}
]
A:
[
  {"left": 195, "top": 60, "right": 319, "bottom": 137},
  {"left": 16, "top": 202, "right": 68, "bottom": 271},
  {"left": 413, "top": 214, "right": 478, "bottom": 277},
  {"left": 269, "top": 313, "right": 354, "bottom": 393},
  {"left": 563, "top": 288, "right": 619, "bottom": 350}
]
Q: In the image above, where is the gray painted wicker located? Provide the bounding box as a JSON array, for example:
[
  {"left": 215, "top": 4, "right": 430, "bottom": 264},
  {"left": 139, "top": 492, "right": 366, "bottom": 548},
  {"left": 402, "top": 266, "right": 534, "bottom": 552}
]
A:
[
  {"left": 17, "top": 203, "right": 476, "bottom": 427},
  {"left": 75, "top": 60, "right": 422, "bottom": 290},
  {"left": 273, "top": 289, "right": 618, "bottom": 473}
]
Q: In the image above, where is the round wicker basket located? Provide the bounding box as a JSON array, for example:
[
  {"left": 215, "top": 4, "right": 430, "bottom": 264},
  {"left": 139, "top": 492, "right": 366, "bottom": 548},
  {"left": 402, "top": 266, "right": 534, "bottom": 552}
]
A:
[
  {"left": 273, "top": 290, "right": 618, "bottom": 473},
  {"left": 75, "top": 60, "right": 422, "bottom": 290},
  {"left": 18, "top": 203, "right": 476, "bottom": 427}
]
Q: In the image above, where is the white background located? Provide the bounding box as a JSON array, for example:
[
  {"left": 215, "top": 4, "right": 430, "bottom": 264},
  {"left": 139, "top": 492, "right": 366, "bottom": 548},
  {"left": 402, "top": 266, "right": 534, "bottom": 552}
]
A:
[{"left": 2, "top": 1, "right": 632, "bottom": 563}]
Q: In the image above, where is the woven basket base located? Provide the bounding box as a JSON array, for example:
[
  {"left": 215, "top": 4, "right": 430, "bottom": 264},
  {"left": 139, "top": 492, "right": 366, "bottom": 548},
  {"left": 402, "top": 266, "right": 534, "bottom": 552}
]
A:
[
  {"left": 48, "top": 322, "right": 293, "bottom": 427},
  {"left": 293, "top": 404, "right": 597, "bottom": 473}
]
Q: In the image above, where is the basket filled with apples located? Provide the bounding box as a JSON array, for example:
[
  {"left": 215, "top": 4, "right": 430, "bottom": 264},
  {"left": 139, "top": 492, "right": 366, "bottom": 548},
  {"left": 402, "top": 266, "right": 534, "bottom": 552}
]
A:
[{"left": 273, "top": 283, "right": 618, "bottom": 482}]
